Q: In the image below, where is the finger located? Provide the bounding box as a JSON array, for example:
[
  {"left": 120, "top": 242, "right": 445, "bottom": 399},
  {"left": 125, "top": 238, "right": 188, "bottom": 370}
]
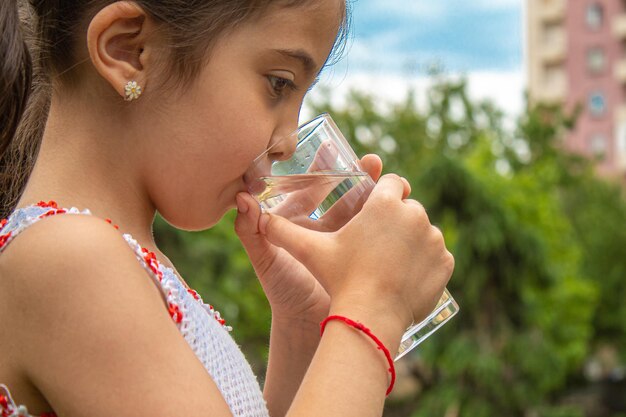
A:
[
  {"left": 259, "top": 212, "right": 328, "bottom": 263},
  {"left": 271, "top": 175, "right": 344, "bottom": 218},
  {"left": 234, "top": 193, "right": 282, "bottom": 273},
  {"left": 359, "top": 154, "right": 383, "bottom": 182},
  {"left": 234, "top": 193, "right": 262, "bottom": 237},
  {"left": 269, "top": 141, "right": 343, "bottom": 216},
  {"left": 402, "top": 198, "right": 427, "bottom": 216},
  {"left": 402, "top": 199, "right": 431, "bottom": 230},
  {"left": 308, "top": 140, "right": 340, "bottom": 172},
  {"left": 400, "top": 177, "right": 411, "bottom": 199},
  {"left": 315, "top": 176, "right": 375, "bottom": 231},
  {"left": 370, "top": 173, "right": 406, "bottom": 201}
]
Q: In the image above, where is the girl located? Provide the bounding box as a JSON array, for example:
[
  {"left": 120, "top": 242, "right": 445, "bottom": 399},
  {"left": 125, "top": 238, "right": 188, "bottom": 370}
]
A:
[{"left": 0, "top": 1, "right": 454, "bottom": 416}]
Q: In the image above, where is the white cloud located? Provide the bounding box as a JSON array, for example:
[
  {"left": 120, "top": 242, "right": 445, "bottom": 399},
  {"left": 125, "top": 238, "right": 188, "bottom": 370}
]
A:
[
  {"left": 302, "top": 70, "right": 526, "bottom": 127},
  {"left": 465, "top": 70, "right": 525, "bottom": 116}
]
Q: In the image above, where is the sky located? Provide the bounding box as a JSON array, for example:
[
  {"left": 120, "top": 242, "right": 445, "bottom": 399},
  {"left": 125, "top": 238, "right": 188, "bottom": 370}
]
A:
[{"left": 304, "top": 0, "right": 525, "bottom": 121}]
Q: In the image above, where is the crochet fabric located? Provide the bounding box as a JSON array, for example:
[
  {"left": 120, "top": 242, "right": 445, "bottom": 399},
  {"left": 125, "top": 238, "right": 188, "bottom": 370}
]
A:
[{"left": 0, "top": 203, "right": 269, "bottom": 417}]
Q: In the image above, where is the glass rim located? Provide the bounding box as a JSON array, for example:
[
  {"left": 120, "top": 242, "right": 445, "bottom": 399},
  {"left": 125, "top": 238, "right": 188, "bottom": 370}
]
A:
[{"left": 251, "top": 113, "right": 333, "bottom": 165}]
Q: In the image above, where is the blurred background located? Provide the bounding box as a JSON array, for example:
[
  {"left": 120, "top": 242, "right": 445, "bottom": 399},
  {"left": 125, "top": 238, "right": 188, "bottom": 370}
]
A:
[{"left": 154, "top": 0, "right": 626, "bottom": 416}]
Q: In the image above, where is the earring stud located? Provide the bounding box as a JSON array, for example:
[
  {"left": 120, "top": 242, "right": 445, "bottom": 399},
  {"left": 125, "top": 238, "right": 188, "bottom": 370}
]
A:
[{"left": 124, "top": 80, "right": 142, "bottom": 101}]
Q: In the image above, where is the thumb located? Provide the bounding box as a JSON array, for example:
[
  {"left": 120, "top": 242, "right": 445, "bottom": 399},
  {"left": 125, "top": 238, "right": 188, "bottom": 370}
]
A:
[
  {"left": 259, "top": 213, "right": 328, "bottom": 264},
  {"left": 234, "top": 193, "right": 263, "bottom": 240}
]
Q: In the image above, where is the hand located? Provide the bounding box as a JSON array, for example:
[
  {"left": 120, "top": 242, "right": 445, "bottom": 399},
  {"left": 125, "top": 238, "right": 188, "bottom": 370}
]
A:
[
  {"left": 235, "top": 154, "right": 385, "bottom": 322},
  {"left": 257, "top": 173, "right": 455, "bottom": 331}
]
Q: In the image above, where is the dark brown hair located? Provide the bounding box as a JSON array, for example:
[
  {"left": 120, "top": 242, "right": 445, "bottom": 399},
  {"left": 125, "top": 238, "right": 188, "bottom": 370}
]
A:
[{"left": 0, "top": 0, "right": 350, "bottom": 219}]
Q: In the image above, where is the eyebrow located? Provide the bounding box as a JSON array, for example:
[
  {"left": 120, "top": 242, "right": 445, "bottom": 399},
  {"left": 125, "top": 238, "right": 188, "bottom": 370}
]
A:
[{"left": 273, "top": 48, "right": 318, "bottom": 76}]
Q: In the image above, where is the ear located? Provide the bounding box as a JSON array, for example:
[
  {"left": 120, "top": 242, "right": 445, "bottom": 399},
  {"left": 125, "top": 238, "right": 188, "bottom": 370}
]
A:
[{"left": 86, "top": 1, "right": 156, "bottom": 99}]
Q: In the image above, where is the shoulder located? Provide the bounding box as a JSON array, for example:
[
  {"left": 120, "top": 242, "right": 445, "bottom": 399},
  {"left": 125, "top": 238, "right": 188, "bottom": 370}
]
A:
[
  {"left": 0, "top": 212, "right": 169, "bottom": 367},
  {"left": 0, "top": 213, "right": 161, "bottom": 304},
  {"left": 0, "top": 213, "right": 234, "bottom": 415}
]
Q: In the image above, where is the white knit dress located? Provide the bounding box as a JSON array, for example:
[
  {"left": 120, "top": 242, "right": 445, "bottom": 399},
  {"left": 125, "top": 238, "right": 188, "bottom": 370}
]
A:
[{"left": 0, "top": 203, "right": 270, "bottom": 417}]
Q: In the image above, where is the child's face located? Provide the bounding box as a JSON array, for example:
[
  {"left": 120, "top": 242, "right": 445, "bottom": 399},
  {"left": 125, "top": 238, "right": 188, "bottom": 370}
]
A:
[{"left": 140, "top": 0, "right": 344, "bottom": 230}]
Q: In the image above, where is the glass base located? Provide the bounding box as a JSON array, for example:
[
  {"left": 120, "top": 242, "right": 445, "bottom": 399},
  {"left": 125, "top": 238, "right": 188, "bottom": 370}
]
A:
[{"left": 395, "top": 289, "right": 459, "bottom": 361}]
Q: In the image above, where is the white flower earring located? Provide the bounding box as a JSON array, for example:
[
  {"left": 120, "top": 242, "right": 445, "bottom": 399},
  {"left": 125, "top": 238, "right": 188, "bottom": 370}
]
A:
[{"left": 124, "top": 80, "right": 142, "bottom": 101}]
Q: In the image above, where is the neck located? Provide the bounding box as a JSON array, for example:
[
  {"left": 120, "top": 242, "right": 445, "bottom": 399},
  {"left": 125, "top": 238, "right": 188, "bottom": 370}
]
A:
[{"left": 16, "top": 93, "right": 158, "bottom": 249}]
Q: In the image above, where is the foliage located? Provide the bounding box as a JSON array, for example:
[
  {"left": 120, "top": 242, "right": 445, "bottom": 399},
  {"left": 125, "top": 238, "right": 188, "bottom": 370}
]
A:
[{"left": 153, "top": 75, "right": 626, "bottom": 416}]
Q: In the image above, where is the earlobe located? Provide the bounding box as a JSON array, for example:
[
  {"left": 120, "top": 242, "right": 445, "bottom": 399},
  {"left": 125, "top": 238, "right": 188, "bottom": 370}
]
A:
[{"left": 86, "top": 1, "right": 152, "bottom": 100}]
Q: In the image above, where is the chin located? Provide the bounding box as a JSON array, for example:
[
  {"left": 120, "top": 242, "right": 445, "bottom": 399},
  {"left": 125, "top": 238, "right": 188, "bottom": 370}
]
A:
[
  {"left": 154, "top": 180, "right": 242, "bottom": 231},
  {"left": 158, "top": 202, "right": 231, "bottom": 232}
]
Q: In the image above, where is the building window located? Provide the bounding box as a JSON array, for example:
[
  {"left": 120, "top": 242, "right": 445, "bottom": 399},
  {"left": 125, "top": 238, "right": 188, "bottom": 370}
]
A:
[
  {"left": 586, "top": 3, "right": 603, "bottom": 30},
  {"left": 589, "top": 134, "right": 607, "bottom": 157},
  {"left": 542, "top": 22, "right": 562, "bottom": 44},
  {"left": 589, "top": 92, "right": 607, "bottom": 117},
  {"left": 544, "top": 64, "right": 565, "bottom": 90},
  {"left": 617, "top": 122, "right": 626, "bottom": 154},
  {"left": 587, "top": 47, "right": 606, "bottom": 74}
]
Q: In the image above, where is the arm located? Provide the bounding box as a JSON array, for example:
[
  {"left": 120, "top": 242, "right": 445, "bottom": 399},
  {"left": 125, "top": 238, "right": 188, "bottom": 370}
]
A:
[
  {"left": 234, "top": 192, "right": 331, "bottom": 415},
  {"left": 263, "top": 315, "right": 321, "bottom": 417},
  {"left": 287, "top": 302, "right": 405, "bottom": 417}
]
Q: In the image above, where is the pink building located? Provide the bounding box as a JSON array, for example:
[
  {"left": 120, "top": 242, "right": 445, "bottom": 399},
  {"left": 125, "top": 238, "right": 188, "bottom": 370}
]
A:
[{"left": 528, "top": 0, "right": 626, "bottom": 178}]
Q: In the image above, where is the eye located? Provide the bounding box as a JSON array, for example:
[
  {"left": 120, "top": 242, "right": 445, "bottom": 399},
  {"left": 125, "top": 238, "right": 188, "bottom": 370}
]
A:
[{"left": 267, "top": 75, "right": 297, "bottom": 98}]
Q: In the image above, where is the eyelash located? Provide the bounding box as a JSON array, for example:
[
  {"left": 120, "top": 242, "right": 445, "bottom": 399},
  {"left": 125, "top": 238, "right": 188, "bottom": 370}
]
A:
[
  {"left": 307, "top": 76, "right": 320, "bottom": 93},
  {"left": 267, "top": 75, "right": 298, "bottom": 98}
]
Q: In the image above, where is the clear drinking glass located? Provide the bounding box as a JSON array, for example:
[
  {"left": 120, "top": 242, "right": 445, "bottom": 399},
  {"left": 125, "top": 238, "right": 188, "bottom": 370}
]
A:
[{"left": 245, "top": 113, "right": 459, "bottom": 360}]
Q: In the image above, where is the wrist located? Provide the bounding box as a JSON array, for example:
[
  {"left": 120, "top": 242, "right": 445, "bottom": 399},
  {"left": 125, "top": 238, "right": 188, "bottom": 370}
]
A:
[
  {"left": 327, "top": 296, "right": 407, "bottom": 355},
  {"left": 271, "top": 314, "right": 325, "bottom": 337},
  {"left": 270, "top": 309, "right": 327, "bottom": 350},
  {"left": 320, "top": 314, "right": 398, "bottom": 395},
  {"left": 268, "top": 285, "right": 331, "bottom": 326},
  {"left": 271, "top": 303, "right": 330, "bottom": 328}
]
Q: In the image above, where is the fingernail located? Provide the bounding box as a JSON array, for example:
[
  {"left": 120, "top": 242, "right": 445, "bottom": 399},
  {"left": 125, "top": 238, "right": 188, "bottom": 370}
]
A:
[
  {"left": 236, "top": 194, "right": 249, "bottom": 214},
  {"left": 259, "top": 213, "right": 270, "bottom": 234}
]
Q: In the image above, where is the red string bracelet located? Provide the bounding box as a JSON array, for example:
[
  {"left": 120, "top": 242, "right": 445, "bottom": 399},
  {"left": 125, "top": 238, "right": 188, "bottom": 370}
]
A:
[{"left": 320, "top": 315, "right": 396, "bottom": 396}]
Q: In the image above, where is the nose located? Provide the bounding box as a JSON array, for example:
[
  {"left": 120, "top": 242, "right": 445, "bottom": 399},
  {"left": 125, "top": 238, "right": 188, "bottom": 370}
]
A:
[{"left": 267, "top": 116, "right": 299, "bottom": 162}]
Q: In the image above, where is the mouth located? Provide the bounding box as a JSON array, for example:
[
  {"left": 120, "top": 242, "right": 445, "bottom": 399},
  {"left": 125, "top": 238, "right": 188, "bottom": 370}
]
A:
[
  {"left": 243, "top": 156, "right": 273, "bottom": 195},
  {"left": 242, "top": 172, "right": 266, "bottom": 196}
]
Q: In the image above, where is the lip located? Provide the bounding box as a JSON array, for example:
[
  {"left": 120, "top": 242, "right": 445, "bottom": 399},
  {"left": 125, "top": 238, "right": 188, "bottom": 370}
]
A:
[
  {"left": 243, "top": 154, "right": 274, "bottom": 194},
  {"left": 242, "top": 170, "right": 265, "bottom": 196}
]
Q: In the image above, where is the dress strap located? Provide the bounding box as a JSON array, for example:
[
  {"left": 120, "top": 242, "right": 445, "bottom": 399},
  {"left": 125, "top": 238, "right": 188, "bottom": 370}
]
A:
[
  {"left": 0, "top": 383, "right": 55, "bottom": 417},
  {"left": 0, "top": 201, "right": 91, "bottom": 254}
]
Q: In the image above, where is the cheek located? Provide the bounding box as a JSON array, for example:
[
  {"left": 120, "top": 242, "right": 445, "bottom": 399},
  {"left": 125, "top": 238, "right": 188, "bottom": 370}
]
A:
[
  {"left": 201, "top": 113, "right": 272, "bottom": 176},
  {"left": 139, "top": 77, "right": 273, "bottom": 228},
  {"left": 203, "top": 121, "right": 269, "bottom": 179},
  {"left": 143, "top": 113, "right": 266, "bottom": 212}
]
